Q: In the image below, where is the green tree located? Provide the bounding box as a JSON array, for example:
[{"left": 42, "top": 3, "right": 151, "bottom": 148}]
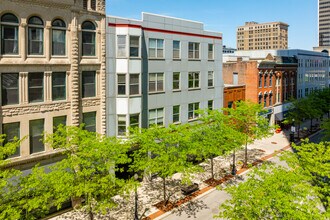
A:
[
  {"left": 223, "top": 101, "right": 271, "bottom": 167},
  {"left": 0, "top": 135, "right": 23, "bottom": 220},
  {"left": 292, "top": 141, "right": 330, "bottom": 211},
  {"left": 130, "top": 124, "right": 197, "bottom": 204},
  {"left": 215, "top": 162, "right": 326, "bottom": 219},
  {"left": 44, "top": 125, "right": 133, "bottom": 220},
  {"left": 191, "top": 110, "right": 244, "bottom": 179}
]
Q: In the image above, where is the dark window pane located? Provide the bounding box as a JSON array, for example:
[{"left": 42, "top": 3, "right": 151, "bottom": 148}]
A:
[
  {"left": 83, "top": 112, "right": 96, "bottom": 132},
  {"left": 91, "top": 0, "right": 96, "bottom": 10},
  {"left": 2, "top": 73, "right": 19, "bottom": 105},
  {"left": 82, "top": 71, "right": 96, "bottom": 98},
  {"left": 52, "top": 72, "right": 66, "bottom": 100},
  {"left": 82, "top": 21, "right": 95, "bottom": 30},
  {"left": 129, "top": 74, "right": 139, "bottom": 95},
  {"left": 2, "top": 122, "right": 20, "bottom": 157},
  {"left": 28, "top": 28, "right": 43, "bottom": 55},
  {"left": 53, "top": 116, "right": 66, "bottom": 132},
  {"left": 82, "top": 32, "right": 95, "bottom": 56},
  {"left": 28, "top": 72, "right": 44, "bottom": 103},
  {"left": 130, "top": 36, "right": 139, "bottom": 57},
  {"left": 29, "top": 119, "right": 44, "bottom": 154},
  {"left": 117, "top": 74, "right": 126, "bottom": 95},
  {"left": 52, "top": 29, "right": 66, "bottom": 55},
  {"left": 52, "top": 19, "right": 66, "bottom": 27},
  {"left": 28, "top": 16, "right": 43, "bottom": 25},
  {"left": 1, "top": 13, "right": 19, "bottom": 23},
  {"left": 1, "top": 26, "right": 18, "bottom": 54}
]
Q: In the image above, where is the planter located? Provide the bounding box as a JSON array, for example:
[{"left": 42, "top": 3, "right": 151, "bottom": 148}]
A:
[{"left": 181, "top": 183, "right": 199, "bottom": 195}]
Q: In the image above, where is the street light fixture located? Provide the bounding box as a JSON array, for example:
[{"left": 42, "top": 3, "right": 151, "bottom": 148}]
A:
[{"left": 134, "top": 173, "right": 139, "bottom": 220}]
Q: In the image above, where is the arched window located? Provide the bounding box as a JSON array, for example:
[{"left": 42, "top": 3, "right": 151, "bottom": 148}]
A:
[
  {"left": 83, "top": 0, "right": 88, "bottom": 9},
  {"left": 91, "top": 0, "right": 96, "bottom": 10},
  {"left": 1, "top": 13, "right": 19, "bottom": 54},
  {"left": 28, "top": 16, "right": 44, "bottom": 55},
  {"left": 269, "top": 92, "right": 273, "bottom": 106},
  {"left": 52, "top": 19, "right": 66, "bottom": 56},
  {"left": 82, "top": 21, "right": 96, "bottom": 56}
]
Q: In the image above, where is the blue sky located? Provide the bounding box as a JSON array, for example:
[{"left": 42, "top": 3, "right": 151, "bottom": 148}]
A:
[{"left": 106, "top": 0, "right": 317, "bottom": 50}]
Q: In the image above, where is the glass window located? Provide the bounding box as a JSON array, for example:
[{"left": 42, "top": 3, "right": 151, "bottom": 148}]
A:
[
  {"left": 149, "top": 73, "right": 164, "bottom": 93},
  {"left": 129, "top": 74, "right": 139, "bottom": 95},
  {"left": 29, "top": 119, "right": 44, "bottom": 154},
  {"left": 28, "top": 72, "right": 44, "bottom": 103},
  {"left": 82, "top": 21, "right": 96, "bottom": 56},
  {"left": 91, "top": 0, "right": 96, "bottom": 10},
  {"left": 149, "top": 108, "right": 164, "bottom": 126},
  {"left": 53, "top": 115, "right": 66, "bottom": 133},
  {"left": 117, "top": 115, "right": 126, "bottom": 136},
  {"left": 264, "top": 74, "right": 268, "bottom": 87},
  {"left": 208, "top": 100, "right": 213, "bottom": 110},
  {"left": 228, "top": 101, "right": 233, "bottom": 108},
  {"left": 82, "top": 71, "right": 95, "bottom": 98},
  {"left": 173, "top": 40, "right": 180, "bottom": 59},
  {"left": 258, "top": 95, "right": 262, "bottom": 104},
  {"left": 52, "top": 72, "right": 66, "bottom": 101},
  {"left": 269, "top": 94, "right": 273, "bottom": 106},
  {"left": 269, "top": 74, "right": 273, "bottom": 87},
  {"left": 173, "top": 105, "right": 180, "bottom": 123},
  {"left": 1, "top": 13, "right": 19, "bottom": 55},
  {"left": 130, "top": 36, "right": 139, "bottom": 57},
  {"left": 117, "top": 35, "right": 126, "bottom": 57},
  {"left": 208, "top": 44, "right": 214, "bottom": 60},
  {"left": 188, "top": 72, "right": 200, "bottom": 89},
  {"left": 264, "top": 95, "right": 267, "bottom": 107},
  {"left": 2, "top": 122, "right": 20, "bottom": 157},
  {"left": 117, "top": 74, "right": 126, "bottom": 95},
  {"left": 83, "top": 0, "right": 88, "bottom": 9},
  {"left": 149, "top": 38, "right": 164, "bottom": 58},
  {"left": 208, "top": 71, "right": 214, "bottom": 88},
  {"left": 28, "top": 16, "right": 44, "bottom": 55},
  {"left": 188, "top": 103, "right": 199, "bottom": 120},
  {"left": 172, "top": 72, "right": 180, "bottom": 90},
  {"left": 83, "top": 112, "right": 96, "bottom": 132},
  {"left": 52, "top": 19, "right": 66, "bottom": 56},
  {"left": 188, "top": 42, "right": 199, "bottom": 59},
  {"left": 1, "top": 73, "right": 19, "bottom": 105},
  {"left": 129, "top": 114, "right": 139, "bottom": 129},
  {"left": 259, "top": 74, "right": 262, "bottom": 88}
]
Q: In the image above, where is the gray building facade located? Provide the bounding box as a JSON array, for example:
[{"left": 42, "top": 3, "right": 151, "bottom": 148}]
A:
[{"left": 106, "top": 13, "right": 223, "bottom": 137}]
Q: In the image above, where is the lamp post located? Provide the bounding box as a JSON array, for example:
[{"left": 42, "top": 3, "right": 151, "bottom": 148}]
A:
[
  {"left": 134, "top": 173, "right": 139, "bottom": 220},
  {"left": 290, "top": 119, "right": 295, "bottom": 143},
  {"left": 231, "top": 150, "right": 237, "bottom": 175}
]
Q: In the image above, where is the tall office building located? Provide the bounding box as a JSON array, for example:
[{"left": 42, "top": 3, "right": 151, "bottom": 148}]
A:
[
  {"left": 314, "top": 0, "right": 330, "bottom": 53},
  {"left": 237, "top": 21, "right": 289, "bottom": 51}
]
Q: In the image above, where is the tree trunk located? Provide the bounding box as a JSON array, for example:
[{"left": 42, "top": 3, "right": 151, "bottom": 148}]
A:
[
  {"left": 310, "top": 118, "right": 313, "bottom": 132},
  {"left": 162, "top": 177, "right": 166, "bottom": 204},
  {"left": 211, "top": 157, "right": 214, "bottom": 180},
  {"left": 232, "top": 150, "right": 237, "bottom": 175},
  {"left": 89, "top": 211, "right": 94, "bottom": 220}
]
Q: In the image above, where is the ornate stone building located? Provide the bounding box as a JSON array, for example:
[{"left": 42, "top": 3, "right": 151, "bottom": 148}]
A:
[{"left": 0, "top": 0, "right": 106, "bottom": 167}]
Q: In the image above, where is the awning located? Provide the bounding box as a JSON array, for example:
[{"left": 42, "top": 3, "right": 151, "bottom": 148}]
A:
[{"left": 275, "top": 110, "right": 288, "bottom": 121}]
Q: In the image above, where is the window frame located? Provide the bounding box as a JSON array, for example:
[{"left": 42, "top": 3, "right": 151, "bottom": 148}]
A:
[
  {"left": 188, "top": 42, "right": 200, "bottom": 59},
  {"left": 208, "top": 43, "right": 214, "bottom": 60},
  {"left": 117, "top": 115, "right": 126, "bottom": 136},
  {"left": 1, "top": 73, "right": 19, "bottom": 106},
  {"left": 188, "top": 72, "right": 200, "bottom": 89},
  {"left": 129, "top": 35, "right": 140, "bottom": 57},
  {"left": 149, "top": 38, "right": 164, "bottom": 59},
  {"left": 81, "top": 21, "right": 96, "bottom": 57},
  {"left": 173, "top": 40, "right": 180, "bottom": 59},
  {"left": 172, "top": 72, "right": 180, "bottom": 91},
  {"left": 208, "top": 71, "right": 214, "bottom": 88},
  {"left": 53, "top": 115, "right": 67, "bottom": 133},
  {"left": 82, "top": 71, "right": 96, "bottom": 98},
  {"left": 83, "top": 111, "right": 96, "bottom": 132},
  {"left": 188, "top": 102, "right": 199, "bottom": 120},
  {"left": 29, "top": 119, "right": 45, "bottom": 154},
  {"left": 28, "top": 16, "right": 44, "bottom": 56},
  {"left": 148, "top": 108, "right": 164, "bottom": 126},
  {"left": 51, "top": 19, "right": 66, "bottom": 56},
  {"left": 149, "top": 72, "right": 164, "bottom": 93},
  {"left": 129, "top": 114, "right": 140, "bottom": 129},
  {"left": 117, "top": 73, "right": 126, "bottom": 96},
  {"left": 28, "top": 72, "right": 44, "bottom": 103},
  {"left": 52, "top": 72, "right": 66, "bottom": 101},
  {"left": 0, "top": 13, "right": 19, "bottom": 55},
  {"left": 208, "top": 100, "right": 213, "bottom": 110},
  {"left": 117, "top": 35, "right": 127, "bottom": 58},
  {"left": 172, "top": 105, "right": 180, "bottom": 123},
  {"left": 129, "top": 73, "right": 140, "bottom": 95},
  {"left": 2, "top": 122, "right": 20, "bottom": 158}
]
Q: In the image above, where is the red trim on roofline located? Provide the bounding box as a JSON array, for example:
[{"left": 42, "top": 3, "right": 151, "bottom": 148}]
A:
[{"left": 108, "top": 23, "right": 222, "bottom": 40}]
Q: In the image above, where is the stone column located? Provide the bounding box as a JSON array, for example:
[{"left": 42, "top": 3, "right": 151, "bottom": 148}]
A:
[
  {"left": 19, "top": 72, "right": 28, "bottom": 104},
  {"left": 20, "top": 20, "right": 27, "bottom": 61},
  {"left": 70, "top": 15, "right": 80, "bottom": 126},
  {"left": 44, "top": 71, "right": 52, "bottom": 102}
]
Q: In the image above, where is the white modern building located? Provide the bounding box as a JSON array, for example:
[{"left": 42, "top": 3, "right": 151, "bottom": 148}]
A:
[
  {"left": 106, "top": 13, "right": 223, "bottom": 137},
  {"left": 235, "top": 49, "right": 330, "bottom": 98}
]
